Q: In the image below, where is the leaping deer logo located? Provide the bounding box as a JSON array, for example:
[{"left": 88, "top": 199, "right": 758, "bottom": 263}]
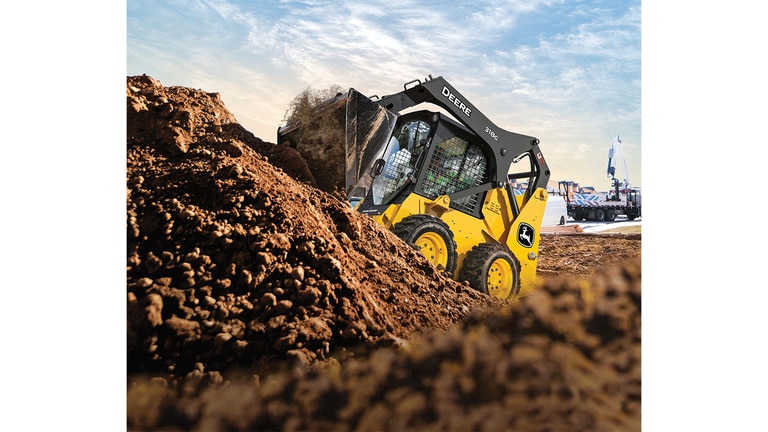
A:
[{"left": 517, "top": 223, "right": 534, "bottom": 248}]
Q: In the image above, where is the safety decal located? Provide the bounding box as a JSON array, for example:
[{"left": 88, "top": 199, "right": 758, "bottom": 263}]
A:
[{"left": 517, "top": 222, "right": 535, "bottom": 248}]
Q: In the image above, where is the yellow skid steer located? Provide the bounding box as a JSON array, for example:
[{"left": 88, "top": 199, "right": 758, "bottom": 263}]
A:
[{"left": 278, "top": 75, "right": 551, "bottom": 299}]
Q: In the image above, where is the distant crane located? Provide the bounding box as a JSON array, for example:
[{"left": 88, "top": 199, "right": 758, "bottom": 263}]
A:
[
  {"left": 560, "top": 135, "right": 641, "bottom": 221},
  {"left": 607, "top": 135, "right": 630, "bottom": 189}
]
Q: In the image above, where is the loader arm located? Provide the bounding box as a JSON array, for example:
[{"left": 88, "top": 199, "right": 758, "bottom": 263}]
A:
[{"left": 375, "top": 76, "right": 551, "bottom": 195}]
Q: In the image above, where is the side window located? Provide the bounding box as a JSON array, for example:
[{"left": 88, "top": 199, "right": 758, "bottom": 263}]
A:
[
  {"left": 370, "top": 120, "right": 432, "bottom": 205},
  {"left": 421, "top": 136, "right": 487, "bottom": 213},
  {"left": 394, "top": 120, "right": 431, "bottom": 162}
]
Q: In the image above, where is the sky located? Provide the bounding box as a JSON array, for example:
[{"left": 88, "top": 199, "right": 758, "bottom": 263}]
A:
[{"left": 127, "top": 0, "right": 642, "bottom": 192}]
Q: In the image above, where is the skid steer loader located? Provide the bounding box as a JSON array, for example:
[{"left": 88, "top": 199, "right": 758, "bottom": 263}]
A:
[{"left": 277, "top": 75, "right": 550, "bottom": 299}]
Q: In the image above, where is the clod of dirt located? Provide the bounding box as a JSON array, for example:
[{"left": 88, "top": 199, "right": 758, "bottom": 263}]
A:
[
  {"left": 126, "top": 75, "right": 641, "bottom": 431},
  {"left": 128, "top": 261, "right": 640, "bottom": 431}
]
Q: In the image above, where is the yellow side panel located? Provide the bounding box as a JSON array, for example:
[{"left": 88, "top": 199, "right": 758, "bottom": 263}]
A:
[
  {"left": 505, "top": 188, "right": 548, "bottom": 297},
  {"left": 369, "top": 188, "right": 548, "bottom": 299}
]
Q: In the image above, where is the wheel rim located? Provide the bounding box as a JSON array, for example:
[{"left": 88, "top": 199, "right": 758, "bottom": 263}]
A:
[
  {"left": 487, "top": 257, "right": 514, "bottom": 299},
  {"left": 414, "top": 231, "right": 448, "bottom": 269}
]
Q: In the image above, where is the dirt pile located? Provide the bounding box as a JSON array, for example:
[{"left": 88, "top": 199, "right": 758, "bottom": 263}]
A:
[
  {"left": 126, "top": 74, "right": 502, "bottom": 375},
  {"left": 126, "top": 75, "right": 641, "bottom": 431}
]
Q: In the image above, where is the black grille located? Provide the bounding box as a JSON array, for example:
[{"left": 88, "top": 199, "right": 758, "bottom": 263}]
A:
[{"left": 421, "top": 137, "right": 487, "bottom": 213}]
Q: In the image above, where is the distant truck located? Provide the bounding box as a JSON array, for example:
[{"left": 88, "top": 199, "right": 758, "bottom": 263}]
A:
[
  {"left": 559, "top": 135, "right": 642, "bottom": 222},
  {"left": 559, "top": 181, "right": 641, "bottom": 221}
]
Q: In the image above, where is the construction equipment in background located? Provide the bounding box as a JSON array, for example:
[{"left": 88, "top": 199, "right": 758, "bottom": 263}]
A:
[
  {"left": 559, "top": 135, "right": 641, "bottom": 222},
  {"left": 277, "top": 75, "right": 551, "bottom": 299}
]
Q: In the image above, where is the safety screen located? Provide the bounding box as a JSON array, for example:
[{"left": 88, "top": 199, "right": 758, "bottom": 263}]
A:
[
  {"left": 420, "top": 136, "right": 487, "bottom": 214},
  {"left": 370, "top": 120, "right": 431, "bottom": 206}
]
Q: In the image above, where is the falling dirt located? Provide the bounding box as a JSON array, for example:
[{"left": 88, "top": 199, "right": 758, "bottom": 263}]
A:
[{"left": 126, "top": 75, "right": 641, "bottom": 431}]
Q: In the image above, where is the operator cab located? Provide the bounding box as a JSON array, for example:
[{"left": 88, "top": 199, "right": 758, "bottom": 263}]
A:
[{"left": 357, "top": 111, "right": 493, "bottom": 218}]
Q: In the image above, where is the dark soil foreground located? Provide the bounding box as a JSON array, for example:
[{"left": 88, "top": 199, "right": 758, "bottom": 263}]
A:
[{"left": 126, "top": 75, "right": 641, "bottom": 431}]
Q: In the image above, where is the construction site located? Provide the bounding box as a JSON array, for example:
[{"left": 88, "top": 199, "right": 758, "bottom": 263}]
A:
[{"left": 126, "top": 75, "right": 641, "bottom": 431}]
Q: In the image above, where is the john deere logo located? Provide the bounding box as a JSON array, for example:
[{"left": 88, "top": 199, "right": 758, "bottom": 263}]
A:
[{"left": 517, "top": 223, "right": 534, "bottom": 248}]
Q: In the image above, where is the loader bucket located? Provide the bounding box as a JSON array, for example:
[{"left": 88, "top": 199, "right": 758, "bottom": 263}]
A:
[
  {"left": 277, "top": 89, "right": 397, "bottom": 203},
  {"left": 344, "top": 89, "right": 398, "bottom": 203}
]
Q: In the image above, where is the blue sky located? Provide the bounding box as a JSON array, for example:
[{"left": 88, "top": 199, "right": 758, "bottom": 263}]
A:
[{"left": 127, "top": 0, "right": 641, "bottom": 191}]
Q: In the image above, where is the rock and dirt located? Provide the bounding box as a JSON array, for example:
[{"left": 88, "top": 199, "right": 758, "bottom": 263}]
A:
[{"left": 126, "top": 75, "right": 641, "bottom": 431}]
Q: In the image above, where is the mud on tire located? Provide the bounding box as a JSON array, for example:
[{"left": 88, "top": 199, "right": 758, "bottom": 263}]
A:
[
  {"left": 391, "top": 215, "right": 458, "bottom": 274},
  {"left": 459, "top": 242, "right": 521, "bottom": 299}
]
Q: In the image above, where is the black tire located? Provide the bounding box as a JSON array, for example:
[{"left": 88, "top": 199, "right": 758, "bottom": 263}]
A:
[
  {"left": 605, "top": 210, "right": 616, "bottom": 222},
  {"left": 559, "top": 216, "right": 566, "bottom": 226},
  {"left": 627, "top": 215, "right": 637, "bottom": 221},
  {"left": 391, "top": 215, "right": 458, "bottom": 274},
  {"left": 459, "top": 242, "right": 521, "bottom": 299},
  {"left": 595, "top": 209, "right": 605, "bottom": 222}
]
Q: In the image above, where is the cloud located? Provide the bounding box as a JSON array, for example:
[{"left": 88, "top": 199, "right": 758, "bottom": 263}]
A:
[{"left": 128, "top": 0, "right": 642, "bottom": 188}]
